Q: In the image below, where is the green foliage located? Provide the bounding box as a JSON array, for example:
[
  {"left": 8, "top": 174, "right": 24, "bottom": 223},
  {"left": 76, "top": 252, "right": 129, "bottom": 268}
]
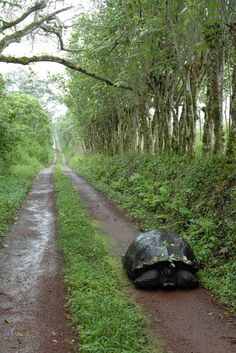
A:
[
  {"left": 69, "top": 153, "right": 236, "bottom": 309},
  {"left": 0, "top": 1, "right": 20, "bottom": 7},
  {"left": 0, "top": 154, "right": 43, "bottom": 238},
  {"left": 0, "top": 82, "right": 52, "bottom": 164},
  {"left": 0, "top": 118, "right": 21, "bottom": 159},
  {"left": 5, "top": 68, "right": 63, "bottom": 117},
  {"left": 63, "top": 0, "right": 236, "bottom": 157},
  {"left": 0, "top": 73, "right": 5, "bottom": 95},
  {"left": 0, "top": 75, "right": 52, "bottom": 241},
  {"left": 56, "top": 113, "right": 81, "bottom": 151},
  {"left": 4, "top": 93, "right": 52, "bottom": 143},
  {"left": 54, "top": 165, "right": 159, "bottom": 353}
]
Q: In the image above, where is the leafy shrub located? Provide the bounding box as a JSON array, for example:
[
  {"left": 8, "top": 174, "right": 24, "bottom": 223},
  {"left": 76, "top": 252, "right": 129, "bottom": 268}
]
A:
[
  {"left": 0, "top": 76, "right": 52, "bottom": 241},
  {"left": 0, "top": 89, "right": 52, "bottom": 163}
]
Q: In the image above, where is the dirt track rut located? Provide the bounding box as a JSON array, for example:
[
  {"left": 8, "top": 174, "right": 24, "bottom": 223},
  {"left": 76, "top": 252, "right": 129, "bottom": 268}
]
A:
[
  {"left": 0, "top": 166, "right": 76, "bottom": 353},
  {"left": 65, "top": 166, "right": 236, "bottom": 353}
]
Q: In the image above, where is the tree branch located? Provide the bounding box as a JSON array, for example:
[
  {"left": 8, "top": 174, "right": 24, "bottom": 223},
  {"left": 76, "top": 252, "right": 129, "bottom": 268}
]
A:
[
  {"left": 0, "top": 6, "right": 72, "bottom": 51},
  {"left": 40, "top": 23, "right": 84, "bottom": 53},
  {"left": 0, "top": 1, "right": 47, "bottom": 33},
  {"left": 0, "top": 54, "right": 133, "bottom": 91}
]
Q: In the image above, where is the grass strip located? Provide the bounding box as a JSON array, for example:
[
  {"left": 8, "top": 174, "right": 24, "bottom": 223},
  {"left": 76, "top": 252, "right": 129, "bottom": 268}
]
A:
[
  {"left": 54, "top": 165, "right": 159, "bottom": 353},
  {"left": 0, "top": 162, "right": 42, "bottom": 239}
]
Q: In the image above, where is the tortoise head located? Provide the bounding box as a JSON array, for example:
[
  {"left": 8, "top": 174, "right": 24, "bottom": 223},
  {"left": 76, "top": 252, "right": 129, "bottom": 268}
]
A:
[{"left": 159, "top": 264, "right": 177, "bottom": 288}]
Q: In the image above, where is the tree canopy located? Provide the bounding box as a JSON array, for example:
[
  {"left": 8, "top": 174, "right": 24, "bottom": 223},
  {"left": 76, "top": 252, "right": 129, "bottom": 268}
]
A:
[
  {"left": 0, "top": 74, "right": 51, "bottom": 161},
  {"left": 59, "top": 0, "right": 236, "bottom": 158},
  {"left": 0, "top": 0, "right": 131, "bottom": 89},
  {"left": 4, "top": 67, "right": 63, "bottom": 116}
]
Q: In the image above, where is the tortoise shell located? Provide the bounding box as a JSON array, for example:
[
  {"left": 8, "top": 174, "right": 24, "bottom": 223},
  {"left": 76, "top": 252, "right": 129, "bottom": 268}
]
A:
[{"left": 122, "top": 229, "right": 199, "bottom": 279}]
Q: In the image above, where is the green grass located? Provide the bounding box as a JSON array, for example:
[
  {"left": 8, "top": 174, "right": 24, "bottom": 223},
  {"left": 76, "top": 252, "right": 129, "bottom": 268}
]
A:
[
  {"left": 68, "top": 153, "right": 236, "bottom": 310},
  {"left": 54, "top": 165, "right": 160, "bottom": 353},
  {"left": 0, "top": 156, "right": 44, "bottom": 239}
]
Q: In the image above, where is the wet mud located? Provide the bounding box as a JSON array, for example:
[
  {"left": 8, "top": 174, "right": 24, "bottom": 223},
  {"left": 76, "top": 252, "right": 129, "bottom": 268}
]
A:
[
  {"left": 0, "top": 166, "right": 77, "bottom": 353},
  {"left": 65, "top": 166, "right": 236, "bottom": 353}
]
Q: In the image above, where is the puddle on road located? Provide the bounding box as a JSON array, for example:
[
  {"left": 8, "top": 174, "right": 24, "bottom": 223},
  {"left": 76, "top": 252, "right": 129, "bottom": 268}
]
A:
[
  {"left": 2, "top": 187, "right": 55, "bottom": 276},
  {"left": 0, "top": 166, "right": 57, "bottom": 352}
]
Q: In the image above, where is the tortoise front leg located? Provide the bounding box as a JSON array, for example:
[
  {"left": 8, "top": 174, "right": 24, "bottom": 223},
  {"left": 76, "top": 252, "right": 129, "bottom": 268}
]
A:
[
  {"left": 176, "top": 270, "right": 199, "bottom": 289},
  {"left": 134, "top": 269, "right": 160, "bottom": 289}
]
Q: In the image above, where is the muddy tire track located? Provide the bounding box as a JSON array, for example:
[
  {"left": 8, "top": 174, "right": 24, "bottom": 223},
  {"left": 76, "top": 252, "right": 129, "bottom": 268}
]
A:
[
  {"left": 0, "top": 166, "right": 77, "bottom": 353},
  {"left": 65, "top": 166, "right": 236, "bottom": 353}
]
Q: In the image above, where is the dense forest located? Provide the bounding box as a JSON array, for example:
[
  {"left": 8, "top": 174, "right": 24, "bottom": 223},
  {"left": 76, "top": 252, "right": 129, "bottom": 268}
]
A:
[
  {"left": 57, "top": 0, "right": 236, "bottom": 158},
  {"left": 0, "top": 73, "right": 51, "bottom": 166}
]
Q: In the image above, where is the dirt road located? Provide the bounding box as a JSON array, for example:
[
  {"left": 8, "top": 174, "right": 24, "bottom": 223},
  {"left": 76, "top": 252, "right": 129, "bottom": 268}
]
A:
[
  {"left": 0, "top": 159, "right": 235, "bottom": 353},
  {"left": 0, "top": 166, "right": 77, "bottom": 353},
  {"left": 65, "top": 166, "right": 236, "bottom": 353}
]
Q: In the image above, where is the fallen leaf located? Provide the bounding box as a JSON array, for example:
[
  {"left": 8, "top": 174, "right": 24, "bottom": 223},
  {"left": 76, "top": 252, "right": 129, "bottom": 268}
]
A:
[
  {"left": 65, "top": 313, "right": 71, "bottom": 320},
  {"left": 4, "top": 319, "right": 10, "bottom": 324},
  {"left": 52, "top": 340, "right": 58, "bottom": 343},
  {"left": 208, "top": 312, "right": 213, "bottom": 316},
  {"left": 17, "top": 331, "right": 25, "bottom": 337}
]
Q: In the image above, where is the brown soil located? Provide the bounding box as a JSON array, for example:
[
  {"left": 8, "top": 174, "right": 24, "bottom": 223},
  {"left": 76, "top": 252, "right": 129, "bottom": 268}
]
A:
[
  {"left": 65, "top": 166, "right": 236, "bottom": 353},
  {"left": 0, "top": 166, "right": 78, "bottom": 353}
]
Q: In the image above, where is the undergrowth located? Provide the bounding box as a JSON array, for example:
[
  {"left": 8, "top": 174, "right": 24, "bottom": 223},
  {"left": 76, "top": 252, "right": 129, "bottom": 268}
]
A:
[
  {"left": 68, "top": 153, "right": 236, "bottom": 310},
  {"left": 0, "top": 148, "right": 51, "bottom": 240},
  {"left": 54, "top": 165, "right": 159, "bottom": 353}
]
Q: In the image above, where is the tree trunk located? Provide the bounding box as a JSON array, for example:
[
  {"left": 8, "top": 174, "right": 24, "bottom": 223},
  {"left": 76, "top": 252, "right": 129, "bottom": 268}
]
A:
[
  {"left": 204, "top": 24, "right": 224, "bottom": 155},
  {"left": 185, "top": 69, "right": 195, "bottom": 156},
  {"left": 202, "top": 105, "right": 213, "bottom": 154},
  {"left": 171, "top": 103, "right": 179, "bottom": 154},
  {"left": 226, "top": 24, "right": 236, "bottom": 157},
  {"left": 226, "top": 63, "right": 236, "bottom": 157}
]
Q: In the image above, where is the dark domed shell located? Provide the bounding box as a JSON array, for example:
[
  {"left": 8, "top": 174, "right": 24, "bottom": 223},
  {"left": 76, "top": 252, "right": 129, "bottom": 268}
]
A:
[{"left": 123, "top": 230, "right": 199, "bottom": 279}]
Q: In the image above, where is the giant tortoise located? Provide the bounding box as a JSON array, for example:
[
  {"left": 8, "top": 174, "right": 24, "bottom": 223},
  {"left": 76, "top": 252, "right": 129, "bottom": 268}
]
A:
[{"left": 122, "top": 229, "right": 200, "bottom": 289}]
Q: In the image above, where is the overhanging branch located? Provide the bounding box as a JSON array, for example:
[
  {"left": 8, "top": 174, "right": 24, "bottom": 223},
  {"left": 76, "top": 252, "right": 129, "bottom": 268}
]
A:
[
  {"left": 40, "top": 23, "right": 84, "bottom": 53},
  {"left": 0, "top": 6, "right": 72, "bottom": 51},
  {"left": 0, "top": 1, "right": 47, "bottom": 33},
  {"left": 0, "top": 54, "right": 133, "bottom": 91}
]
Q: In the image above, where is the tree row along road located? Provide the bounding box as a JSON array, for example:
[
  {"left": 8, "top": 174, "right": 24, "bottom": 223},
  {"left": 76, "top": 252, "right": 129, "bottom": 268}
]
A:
[{"left": 0, "top": 158, "right": 235, "bottom": 353}]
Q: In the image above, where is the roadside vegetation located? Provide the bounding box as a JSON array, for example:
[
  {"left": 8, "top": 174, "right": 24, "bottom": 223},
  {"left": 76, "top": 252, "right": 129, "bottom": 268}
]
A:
[
  {"left": 0, "top": 74, "right": 52, "bottom": 240},
  {"left": 54, "top": 165, "right": 159, "bottom": 353},
  {"left": 66, "top": 152, "right": 236, "bottom": 310}
]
